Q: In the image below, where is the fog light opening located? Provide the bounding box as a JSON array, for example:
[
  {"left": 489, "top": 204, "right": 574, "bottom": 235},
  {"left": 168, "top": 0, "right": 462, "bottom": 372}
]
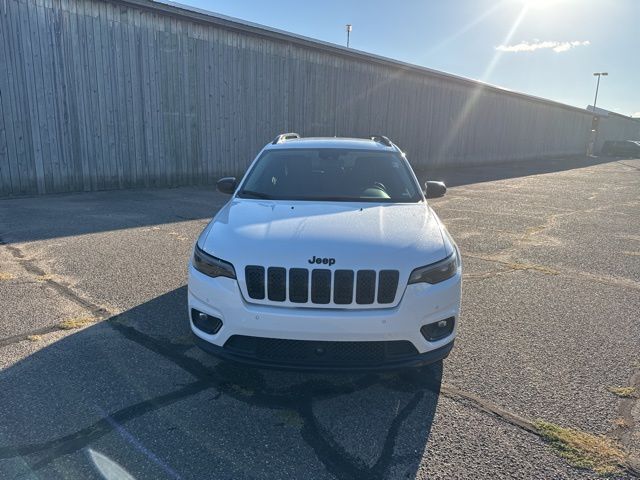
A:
[
  {"left": 191, "top": 308, "right": 223, "bottom": 335},
  {"left": 421, "top": 317, "right": 455, "bottom": 342}
]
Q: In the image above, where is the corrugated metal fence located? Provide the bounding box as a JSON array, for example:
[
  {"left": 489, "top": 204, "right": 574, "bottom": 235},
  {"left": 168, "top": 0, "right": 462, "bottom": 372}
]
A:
[{"left": 1, "top": 0, "right": 639, "bottom": 196}]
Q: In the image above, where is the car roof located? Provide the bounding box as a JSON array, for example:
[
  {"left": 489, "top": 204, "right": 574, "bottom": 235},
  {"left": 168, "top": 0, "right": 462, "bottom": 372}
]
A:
[{"left": 265, "top": 137, "right": 398, "bottom": 152}]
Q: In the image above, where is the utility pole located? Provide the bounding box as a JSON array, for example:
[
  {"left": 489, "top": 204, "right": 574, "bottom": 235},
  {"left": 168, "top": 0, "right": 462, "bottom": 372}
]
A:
[{"left": 346, "top": 24, "right": 352, "bottom": 48}]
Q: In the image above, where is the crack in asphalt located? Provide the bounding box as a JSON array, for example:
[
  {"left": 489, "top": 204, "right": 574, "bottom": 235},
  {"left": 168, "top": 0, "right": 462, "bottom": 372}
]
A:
[
  {"left": 298, "top": 390, "right": 425, "bottom": 479},
  {"left": 440, "top": 385, "right": 640, "bottom": 476},
  {"left": 610, "top": 368, "right": 640, "bottom": 464},
  {"left": 462, "top": 251, "right": 640, "bottom": 291},
  {"left": 0, "top": 325, "right": 62, "bottom": 348},
  {"left": 0, "top": 380, "right": 211, "bottom": 472},
  {"left": 454, "top": 203, "right": 640, "bottom": 291},
  {"left": 439, "top": 384, "right": 537, "bottom": 435},
  {"left": 0, "top": 237, "right": 112, "bottom": 321},
  {"left": 0, "top": 236, "right": 113, "bottom": 348}
]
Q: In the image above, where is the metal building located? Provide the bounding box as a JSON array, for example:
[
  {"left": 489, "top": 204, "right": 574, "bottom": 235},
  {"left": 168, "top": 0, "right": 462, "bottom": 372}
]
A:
[{"left": 1, "top": 0, "right": 638, "bottom": 196}]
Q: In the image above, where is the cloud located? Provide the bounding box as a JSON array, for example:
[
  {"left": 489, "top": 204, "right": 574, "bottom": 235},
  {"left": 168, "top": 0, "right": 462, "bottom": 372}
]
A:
[
  {"left": 632, "top": 112, "right": 640, "bottom": 118},
  {"left": 496, "top": 40, "right": 590, "bottom": 53}
]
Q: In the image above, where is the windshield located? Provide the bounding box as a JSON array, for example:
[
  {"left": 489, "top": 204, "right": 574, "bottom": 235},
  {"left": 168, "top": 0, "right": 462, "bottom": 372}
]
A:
[{"left": 238, "top": 148, "right": 423, "bottom": 202}]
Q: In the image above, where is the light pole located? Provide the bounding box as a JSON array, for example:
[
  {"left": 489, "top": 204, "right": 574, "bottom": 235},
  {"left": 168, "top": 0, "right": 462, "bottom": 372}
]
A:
[
  {"left": 592, "top": 72, "right": 608, "bottom": 113},
  {"left": 346, "top": 24, "right": 352, "bottom": 48},
  {"left": 590, "top": 72, "right": 608, "bottom": 154}
]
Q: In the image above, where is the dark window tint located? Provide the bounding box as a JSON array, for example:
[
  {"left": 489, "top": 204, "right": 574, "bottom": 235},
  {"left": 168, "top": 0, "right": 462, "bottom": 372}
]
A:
[{"left": 239, "top": 149, "right": 422, "bottom": 202}]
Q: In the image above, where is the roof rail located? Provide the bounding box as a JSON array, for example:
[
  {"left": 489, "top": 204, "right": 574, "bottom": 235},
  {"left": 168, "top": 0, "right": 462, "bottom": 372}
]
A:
[
  {"left": 272, "top": 132, "right": 301, "bottom": 144},
  {"left": 369, "top": 135, "right": 393, "bottom": 147}
]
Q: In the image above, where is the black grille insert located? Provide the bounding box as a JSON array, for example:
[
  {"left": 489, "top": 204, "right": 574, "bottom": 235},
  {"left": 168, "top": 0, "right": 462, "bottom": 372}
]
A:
[
  {"left": 245, "top": 266, "right": 265, "bottom": 299},
  {"left": 311, "top": 269, "right": 331, "bottom": 304},
  {"left": 224, "top": 335, "right": 419, "bottom": 366},
  {"left": 356, "top": 270, "right": 376, "bottom": 304},
  {"left": 333, "top": 270, "right": 354, "bottom": 304},
  {"left": 377, "top": 270, "right": 399, "bottom": 304},
  {"left": 267, "top": 267, "right": 286, "bottom": 301},
  {"left": 289, "top": 268, "right": 309, "bottom": 303}
]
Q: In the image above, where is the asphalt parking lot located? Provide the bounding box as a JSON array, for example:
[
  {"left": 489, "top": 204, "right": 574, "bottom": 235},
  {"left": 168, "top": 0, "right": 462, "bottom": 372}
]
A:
[{"left": 1, "top": 156, "right": 639, "bottom": 479}]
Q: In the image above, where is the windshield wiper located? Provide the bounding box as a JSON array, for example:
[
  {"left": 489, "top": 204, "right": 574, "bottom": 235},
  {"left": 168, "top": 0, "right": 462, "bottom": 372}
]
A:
[{"left": 238, "top": 190, "right": 273, "bottom": 199}]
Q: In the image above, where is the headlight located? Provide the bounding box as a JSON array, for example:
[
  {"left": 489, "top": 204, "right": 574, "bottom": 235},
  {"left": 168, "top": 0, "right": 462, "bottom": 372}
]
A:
[
  {"left": 408, "top": 249, "right": 459, "bottom": 285},
  {"left": 192, "top": 244, "right": 236, "bottom": 279}
]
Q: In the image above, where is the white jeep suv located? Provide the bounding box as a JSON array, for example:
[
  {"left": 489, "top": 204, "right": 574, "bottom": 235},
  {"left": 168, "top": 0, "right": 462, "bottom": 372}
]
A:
[{"left": 188, "top": 134, "right": 461, "bottom": 370}]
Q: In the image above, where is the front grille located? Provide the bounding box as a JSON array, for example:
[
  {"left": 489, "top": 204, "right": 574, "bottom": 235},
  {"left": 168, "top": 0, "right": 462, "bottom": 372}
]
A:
[
  {"left": 244, "top": 266, "right": 400, "bottom": 306},
  {"left": 224, "top": 335, "right": 418, "bottom": 366}
]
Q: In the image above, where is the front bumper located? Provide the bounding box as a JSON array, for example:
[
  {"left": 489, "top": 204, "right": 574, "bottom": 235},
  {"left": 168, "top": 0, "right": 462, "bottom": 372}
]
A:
[{"left": 188, "top": 264, "right": 461, "bottom": 370}]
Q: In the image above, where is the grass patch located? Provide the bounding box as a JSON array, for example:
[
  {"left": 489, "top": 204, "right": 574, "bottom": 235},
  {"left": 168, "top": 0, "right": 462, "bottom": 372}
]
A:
[
  {"left": 36, "top": 274, "right": 54, "bottom": 282},
  {"left": 58, "top": 316, "right": 94, "bottom": 330},
  {"left": 534, "top": 420, "right": 627, "bottom": 475},
  {"left": 0, "top": 272, "right": 14, "bottom": 281},
  {"left": 608, "top": 386, "right": 637, "bottom": 398},
  {"left": 172, "top": 334, "right": 193, "bottom": 345},
  {"left": 26, "top": 335, "right": 42, "bottom": 342},
  {"left": 612, "top": 417, "right": 630, "bottom": 429},
  {"left": 276, "top": 410, "right": 304, "bottom": 428},
  {"left": 506, "top": 262, "right": 559, "bottom": 275},
  {"left": 229, "top": 384, "right": 254, "bottom": 397}
]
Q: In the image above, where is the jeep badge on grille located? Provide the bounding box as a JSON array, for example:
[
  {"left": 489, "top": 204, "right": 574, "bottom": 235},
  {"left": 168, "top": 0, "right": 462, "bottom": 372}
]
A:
[{"left": 308, "top": 256, "right": 336, "bottom": 266}]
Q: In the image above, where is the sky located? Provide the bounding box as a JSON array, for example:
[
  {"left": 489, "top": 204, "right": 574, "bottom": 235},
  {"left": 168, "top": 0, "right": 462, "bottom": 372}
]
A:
[{"left": 174, "top": 0, "right": 639, "bottom": 116}]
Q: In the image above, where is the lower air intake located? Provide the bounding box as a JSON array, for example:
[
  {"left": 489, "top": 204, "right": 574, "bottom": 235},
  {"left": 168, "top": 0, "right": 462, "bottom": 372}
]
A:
[{"left": 224, "top": 336, "right": 418, "bottom": 366}]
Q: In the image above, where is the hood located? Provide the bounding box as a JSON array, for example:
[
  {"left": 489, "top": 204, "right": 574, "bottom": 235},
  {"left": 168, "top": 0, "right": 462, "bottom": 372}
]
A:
[{"left": 200, "top": 199, "right": 447, "bottom": 273}]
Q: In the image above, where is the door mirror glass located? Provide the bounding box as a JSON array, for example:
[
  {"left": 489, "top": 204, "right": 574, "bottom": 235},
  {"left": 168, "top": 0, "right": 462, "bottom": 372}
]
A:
[
  {"left": 216, "top": 177, "right": 237, "bottom": 195},
  {"left": 425, "top": 181, "right": 446, "bottom": 199}
]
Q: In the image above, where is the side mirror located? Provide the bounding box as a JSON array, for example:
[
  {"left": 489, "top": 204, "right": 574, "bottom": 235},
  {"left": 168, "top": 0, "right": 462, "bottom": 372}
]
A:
[
  {"left": 425, "top": 181, "right": 446, "bottom": 199},
  {"left": 216, "top": 177, "right": 237, "bottom": 195}
]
